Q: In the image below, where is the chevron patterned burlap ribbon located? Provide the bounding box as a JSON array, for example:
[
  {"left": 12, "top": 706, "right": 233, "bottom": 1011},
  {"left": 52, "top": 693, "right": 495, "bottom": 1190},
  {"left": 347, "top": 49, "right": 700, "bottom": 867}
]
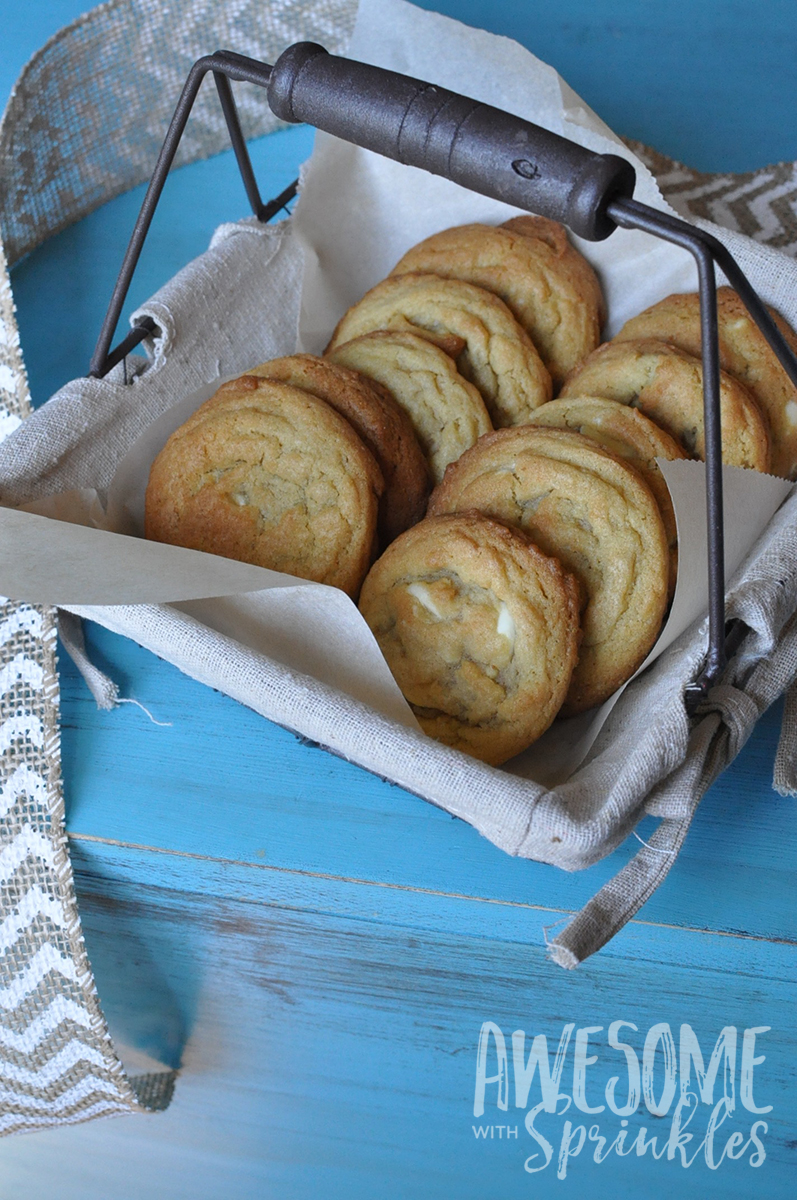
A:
[
  {"left": 0, "top": 0, "right": 357, "bottom": 1137},
  {"left": 0, "top": 245, "right": 146, "bottom": 1132},
  {"left": 626, "top": 139, "right": 797, "bottom": 255},
  {"left": 1, "top": 0, "right": 797, "bottom": 1133}
]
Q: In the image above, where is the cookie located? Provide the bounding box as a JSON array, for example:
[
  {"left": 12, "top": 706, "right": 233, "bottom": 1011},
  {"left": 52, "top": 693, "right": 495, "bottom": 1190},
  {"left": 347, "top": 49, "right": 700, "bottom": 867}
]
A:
[
  {"left": 429, "top": 426, "right": 669, "bottom": 715},
  {"left": 391, "top": 217, "right": 604, "bottom": 387},
  {"left": 246, "top": 353, "right": 430, "bottom": 545},
  {"left": 528, "top": 395, "right": 686, "bottom": 599},
  {"left": 327, "top": 331, "right": 492, "bottom": 485},
  {"left": 325, "top": 273, "right": 552, "bottom": 426},
  {"left": 145, "top": 376, "right": 383, "bottom": 598},
  {"left": 358, "top": 511, "right": 581, "bottom": 765},
  {"left": 560, "top": 338, "right": 771, "bottom": 472},
  {"left": 614, "top": 287, "right": 797, "bottom": 478}
]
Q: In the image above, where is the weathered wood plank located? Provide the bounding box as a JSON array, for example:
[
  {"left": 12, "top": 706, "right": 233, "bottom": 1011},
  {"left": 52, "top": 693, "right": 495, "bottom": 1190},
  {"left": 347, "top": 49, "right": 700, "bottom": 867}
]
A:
[
  {"left": 65, "top": 836, "right": 797, "bottom": 968},
  {"left": 0, "top": 868, "right": 793, "bottom": 1198}
]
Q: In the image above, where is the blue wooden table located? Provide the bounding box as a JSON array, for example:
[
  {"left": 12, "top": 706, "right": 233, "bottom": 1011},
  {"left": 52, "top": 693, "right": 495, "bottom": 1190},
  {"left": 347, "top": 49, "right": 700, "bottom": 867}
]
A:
[{"left": 1, "top": 3, "right": 796, "bottom": 1197}]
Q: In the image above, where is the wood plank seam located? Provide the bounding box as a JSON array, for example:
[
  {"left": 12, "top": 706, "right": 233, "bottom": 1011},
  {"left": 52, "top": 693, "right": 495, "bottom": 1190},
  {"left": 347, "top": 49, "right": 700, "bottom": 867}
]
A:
[{"left": 68, "top": 832, "right": 797, "bottom": 947}]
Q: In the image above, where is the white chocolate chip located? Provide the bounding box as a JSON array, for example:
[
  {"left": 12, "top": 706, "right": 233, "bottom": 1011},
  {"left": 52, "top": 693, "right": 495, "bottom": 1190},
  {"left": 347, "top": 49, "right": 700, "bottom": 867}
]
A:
[
  {"left": 407, "top": 582, "right": 443, "bottom": 618},
  {"left": 785, "top": 400, "right": 797, "bottom": 428},
  {"left": 496, "top": 602, "right": 516, "bottom": 645}
]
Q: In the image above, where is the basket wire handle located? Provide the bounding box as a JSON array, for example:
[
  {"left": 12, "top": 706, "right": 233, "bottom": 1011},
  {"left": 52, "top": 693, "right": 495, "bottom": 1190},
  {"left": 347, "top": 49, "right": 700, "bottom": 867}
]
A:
[{"left": 88, "top": 43, "right": 797, "bottom": 704}]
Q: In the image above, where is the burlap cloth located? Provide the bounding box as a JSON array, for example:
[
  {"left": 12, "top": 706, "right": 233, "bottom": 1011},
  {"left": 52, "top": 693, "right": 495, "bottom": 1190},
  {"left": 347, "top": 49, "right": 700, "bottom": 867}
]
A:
[{"left": 1, "top": 0, "right": 797, "bottom": 1134}]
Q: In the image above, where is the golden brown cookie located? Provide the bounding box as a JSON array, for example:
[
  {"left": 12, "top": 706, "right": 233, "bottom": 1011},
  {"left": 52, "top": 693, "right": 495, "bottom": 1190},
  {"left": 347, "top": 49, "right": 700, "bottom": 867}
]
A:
[
  {"left": 614, "top": 287, "right": 797, "bottom": 478},
  {"left": 560, "top": 338, "right": 771, "bottom": 472},
  {"left": 391, "top": 217, "right": 604, "bottom": 387},
  {"left": 245, "top": 354, "right": 430, "bottom": 545},
  {"left": 325, "top": 273, "right": 552, "bottom": 426},
  {"left": 327, "top": 331, "right": 493, "bottom": 485},
  {"left": 429, "top": 427, "right": 669, "bottom": 715},
  {"left": 145, "top": 376, "right": 383, "bottom": 598},
  {"left": 358, "top": 511, "right": 581, "bottom": 765},
  {"left": 528, "top": 396, "right": 686, "bottom": 600}
]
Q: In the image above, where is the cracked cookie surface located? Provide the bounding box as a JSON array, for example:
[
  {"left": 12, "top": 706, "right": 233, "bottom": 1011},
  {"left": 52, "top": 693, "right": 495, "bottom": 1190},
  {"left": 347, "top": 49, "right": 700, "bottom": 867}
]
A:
[
  {"left": 245, "top": 353, "right": 430, "bottom": 545},
  {"left": 324, "top": 272, "right": 552, "bottom": 426},
  {"left": 428, "top": 426, "right": 669, "bottom": 715},
  {"left": 560, "top": 338, "right": 771, "bottom": 472},
  {"left": 358, "top": 512, "right": 580, "bottom": 765},
  {"left": 145, "top": 376, "right": 383, "bottom": 597},
  {"left": 391, "top": 217, "right": 604, "bottom": 387},
  {"left": 614, "top": 287, "right": 797, "bottom": 478},
  {"left": 327, "top": 331, "right": 492, "bottom": 485},
  {"left": 528, "top": 395, "right": 685, "bottom": 599}
]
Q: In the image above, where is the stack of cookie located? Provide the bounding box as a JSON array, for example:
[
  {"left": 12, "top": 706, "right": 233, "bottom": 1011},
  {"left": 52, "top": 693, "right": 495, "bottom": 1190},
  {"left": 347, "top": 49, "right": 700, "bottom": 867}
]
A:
[
  {"left": 145, "top": 215, "right": 797, "bottom": 767},
  {"left": 322, "top": 217, "right": 673, "bottom": 761}
]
